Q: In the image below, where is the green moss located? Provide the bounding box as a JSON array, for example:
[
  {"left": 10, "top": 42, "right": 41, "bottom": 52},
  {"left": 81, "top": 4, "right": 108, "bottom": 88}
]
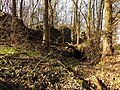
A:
[
  {"left": 77, "top": 79, "right": 84, "bottom": 85},
  {"left": 0, "top": 47, "right": 17, "bottom": 55},
  {"left": 26, "top": 50, "right": 40, "bottom": 57},
  {"left": 0, "top": 46, "right": 41, "bottom": 58}
]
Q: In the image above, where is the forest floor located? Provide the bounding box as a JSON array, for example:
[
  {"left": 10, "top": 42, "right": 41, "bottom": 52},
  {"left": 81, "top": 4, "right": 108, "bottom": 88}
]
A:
[
  {"left": 0, "top": 45, "right": 120, "bottom": 90},
  {"left": 85, "top": 53, "right": 120, "bottom": 90}
]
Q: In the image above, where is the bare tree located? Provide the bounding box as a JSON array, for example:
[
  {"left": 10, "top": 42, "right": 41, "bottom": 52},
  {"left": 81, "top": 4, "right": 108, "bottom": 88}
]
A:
[
  {"left": 72, "top": 0, "right": 80, "bottom": 44},
  {"left": 20, "top": 0, "right": 24, "bottom": 19},
  {"left": 49, "top": 0, "right": 54, "bottom": 25},
  {"left": 0, "top": 0, "right": 2, "bottom": 10},
  {"left": 96, "top": 0, "right": 104, "bottom": 46},
  {"left": 11, "top": 0, "right": 17, "bottom": 44},
  {"left": 43, "top": 0, "right": 50, "bottom": 46},
  {"left": 102, "top": 0, "right": 113, "bottom": 56},
  {"left": 12, "top": 0, "right": 17, "bottom": 17},
  {"left": 86, "top": 0, "right": 91, "bottom": 41}
]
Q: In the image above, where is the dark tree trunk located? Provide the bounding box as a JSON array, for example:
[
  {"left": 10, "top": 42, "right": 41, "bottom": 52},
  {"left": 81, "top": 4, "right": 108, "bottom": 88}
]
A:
[{"left": 42, "top": 0, "right": 50, "bottom": 46}]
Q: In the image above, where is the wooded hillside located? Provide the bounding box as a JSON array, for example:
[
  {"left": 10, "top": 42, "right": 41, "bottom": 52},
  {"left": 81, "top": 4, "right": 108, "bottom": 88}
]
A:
[{"left": 0, "top": 0, "right": 120, "bottom": 89}]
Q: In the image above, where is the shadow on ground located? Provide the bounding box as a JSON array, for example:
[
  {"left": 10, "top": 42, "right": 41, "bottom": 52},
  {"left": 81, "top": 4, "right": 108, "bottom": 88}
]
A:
[{"left": 0, "top": 80, "right": 26, "bottom": 90}]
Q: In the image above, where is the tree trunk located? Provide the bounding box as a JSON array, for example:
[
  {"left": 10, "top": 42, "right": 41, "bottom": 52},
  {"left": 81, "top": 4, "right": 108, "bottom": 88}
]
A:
[
  {"left": 11, "top": 0, "right": 17, "bottom": 44},
  {"left": 86, "top": 0, "right": 91, "bottom": 41},
  {"left": 92, "top": 0, "right": 95, "bottom": 34},
  {"left": 20, "top": 0, "right": 23, "bottom": 19},
  {"left": 96, "top": 0, "right": 103, "bottom": 46},
  {"left": 102, "top": 0, "right": 113, "bottom": 56},
  {"left": 0, "top": 0, "right": 2, "bottom": 10},
  {"left": 42, "top": 0, "right": 50, "bottom": 46},
  {"left": 49, "top": 0, "right": 54, "bottom": 26},
  {"left": 73, "top": 8, "right": 77, "bottom": 44},
  {"left": 73, "top": 0, "right": 79, "bottom": 44},
  {"left": 12, "top": 0, "right": 16, "bottom": 18}
]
